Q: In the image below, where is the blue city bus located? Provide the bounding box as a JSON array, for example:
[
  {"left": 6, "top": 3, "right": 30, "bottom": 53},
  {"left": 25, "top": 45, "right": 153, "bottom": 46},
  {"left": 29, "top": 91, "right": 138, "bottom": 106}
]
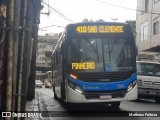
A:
[{"left": 52, "top": 22, "right": 137, "bottom": 108}]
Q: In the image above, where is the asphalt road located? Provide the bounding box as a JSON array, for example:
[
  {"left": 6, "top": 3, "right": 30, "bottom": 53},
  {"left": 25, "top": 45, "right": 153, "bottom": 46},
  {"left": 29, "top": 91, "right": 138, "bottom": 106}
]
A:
[{"left": 36, "top": 87, "right": 160, "bottom": 120}]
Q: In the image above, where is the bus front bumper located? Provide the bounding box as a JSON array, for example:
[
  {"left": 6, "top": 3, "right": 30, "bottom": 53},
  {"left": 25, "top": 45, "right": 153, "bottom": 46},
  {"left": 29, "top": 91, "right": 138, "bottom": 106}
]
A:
[{"left": 66, "top": 84, "right": 137, "bottom": 103}]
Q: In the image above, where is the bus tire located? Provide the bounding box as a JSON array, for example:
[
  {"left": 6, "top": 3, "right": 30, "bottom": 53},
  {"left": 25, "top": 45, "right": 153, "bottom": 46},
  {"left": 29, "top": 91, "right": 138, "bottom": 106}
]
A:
[
  {"left": 133, "top": 97, "right": 140, "bottom": 102},
  {"left": 111, "top": 102, "right": 120, "bottom": 109},
  {"left": 53, "top": 84, "right": 58, "bottom": 100},
  {"left": 61, "top": 82, "right": 66, "bottom": 101},
  {"left": 54, "top": 92, "right": 58, "bottom": 100},
  {"left": 155, "top": 98, "right": 160, "bottom": 103}
]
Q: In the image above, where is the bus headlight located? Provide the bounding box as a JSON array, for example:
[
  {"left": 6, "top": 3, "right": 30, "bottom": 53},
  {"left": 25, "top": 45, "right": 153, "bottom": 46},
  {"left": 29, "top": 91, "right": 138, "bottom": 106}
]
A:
[
  {"left": 75, "top": 86, "right": 82, "bottom": 94},
  {"left": 68, "top": 81, "right": 82, "bottom": 94},
  {"left": 127, "top": 80, "right": 137, "bottom": 92}
]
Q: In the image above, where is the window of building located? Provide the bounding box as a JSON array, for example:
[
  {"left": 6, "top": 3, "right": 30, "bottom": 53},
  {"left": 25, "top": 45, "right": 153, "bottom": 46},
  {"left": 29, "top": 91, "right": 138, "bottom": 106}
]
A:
[
  {"left": 142, "top": 0, "right": 149, "bottom": 13},
  {"left": 145, "top": 0, "right": 149, "bottom": 12},
  {"left": 153, "top": 17, "right": 159, "bottom": 35},
  {"left": 43, "top": 45, "right": 46, "bottom": 49},
  {"left": 42, "top": 57, "right": 45, "bottom": 61},
  {"left": 141, "top": 21, "right": 148, "bottom": 41},
  {"left": 38, "top": 44, "right": 42, "bottom": 48},
  {"left": 154, "top": 0, "right": 159, "bottom": 3}
]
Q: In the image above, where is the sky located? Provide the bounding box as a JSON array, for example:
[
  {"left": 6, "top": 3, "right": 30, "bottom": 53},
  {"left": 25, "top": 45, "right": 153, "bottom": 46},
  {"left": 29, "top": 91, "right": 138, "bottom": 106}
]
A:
[{"left": 38, "top": 0, "right": 137, "bottom": 35}]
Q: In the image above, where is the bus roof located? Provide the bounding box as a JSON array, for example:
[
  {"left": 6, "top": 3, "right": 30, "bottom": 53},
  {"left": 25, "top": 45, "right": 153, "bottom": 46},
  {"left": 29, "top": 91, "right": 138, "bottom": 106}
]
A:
[{"left": 66, "top": 22, "right": 129, "bottom": 27}]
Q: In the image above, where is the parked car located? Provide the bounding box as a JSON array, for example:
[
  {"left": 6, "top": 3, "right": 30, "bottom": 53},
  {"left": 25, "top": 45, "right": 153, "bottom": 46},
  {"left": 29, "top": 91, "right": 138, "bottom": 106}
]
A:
[
  {"left": 137, "top": 61, "right": 160, "bottom": 103},
  {"left": 44, "top": 79, "right": 52, "bottom": 88},
  {"left": 35, "top": 80, "right": 43, "bottom": 88}
]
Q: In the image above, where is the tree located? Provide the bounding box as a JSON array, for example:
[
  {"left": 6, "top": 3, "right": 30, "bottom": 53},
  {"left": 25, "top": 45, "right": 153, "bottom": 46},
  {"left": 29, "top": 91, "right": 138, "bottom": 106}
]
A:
[
  {"left": 82, "top": 18, "right": 89, "bottom": 22},
  {"left": 82, "top": 18, "right": 105, "bottom": 22},
  {"left": 96, "top": 19, "right": 105, "bottom": 22}
]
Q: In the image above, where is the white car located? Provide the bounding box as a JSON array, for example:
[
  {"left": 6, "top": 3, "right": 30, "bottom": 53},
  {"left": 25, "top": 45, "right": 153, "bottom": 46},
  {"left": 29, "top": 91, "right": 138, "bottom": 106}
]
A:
[
  {"left": 44, "top": 79, "right": 52, "bottom": 88},
  {"left": 35, "top": 80, "right": 43, "bottom": 88}
]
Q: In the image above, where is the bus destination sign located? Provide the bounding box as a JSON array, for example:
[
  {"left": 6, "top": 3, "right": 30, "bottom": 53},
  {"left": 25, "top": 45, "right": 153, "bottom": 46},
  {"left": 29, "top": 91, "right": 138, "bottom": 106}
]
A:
[{"left": 76, "top": 25, "right": 124, "bottom": 33}]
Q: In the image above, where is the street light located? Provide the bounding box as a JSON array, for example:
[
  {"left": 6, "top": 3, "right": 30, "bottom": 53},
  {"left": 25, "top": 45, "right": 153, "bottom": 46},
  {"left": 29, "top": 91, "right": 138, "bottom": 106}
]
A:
[{"left": 111, "top": 18, "right": 118, "bottom": 22}]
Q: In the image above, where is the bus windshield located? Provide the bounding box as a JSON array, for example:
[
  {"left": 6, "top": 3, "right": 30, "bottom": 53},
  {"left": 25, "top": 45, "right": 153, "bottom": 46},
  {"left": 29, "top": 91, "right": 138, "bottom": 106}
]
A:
[
  {"left": 68, "top": 37, "right": 135, "bottom": 72},
  {"left": 137, "top": 62, "right": 160, "bottom": 77}
]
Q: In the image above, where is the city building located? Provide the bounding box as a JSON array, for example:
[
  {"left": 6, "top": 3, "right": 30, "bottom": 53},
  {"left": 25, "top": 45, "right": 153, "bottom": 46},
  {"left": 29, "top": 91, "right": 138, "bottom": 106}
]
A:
[
  {"left": 136, "top": 0, "right": 160, "bottom": 61},
  {"left": 36, "top": 34, "right": 58, "bottom": 80}
]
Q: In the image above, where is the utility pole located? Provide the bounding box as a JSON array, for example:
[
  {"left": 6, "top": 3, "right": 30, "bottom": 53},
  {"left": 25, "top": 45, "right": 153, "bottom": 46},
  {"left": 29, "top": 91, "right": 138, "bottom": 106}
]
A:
[
  {"left": 20, "top": 0, "right": 30, "bottom": 113},
  {"left": 12, "top": 0, "right": 20, "bottom": 113},
  {"left": 5, "top": 0, "right": 15, "bottom": 115},
  {"left": 27, "top": 0, "right": 41, "bottom": 101}
]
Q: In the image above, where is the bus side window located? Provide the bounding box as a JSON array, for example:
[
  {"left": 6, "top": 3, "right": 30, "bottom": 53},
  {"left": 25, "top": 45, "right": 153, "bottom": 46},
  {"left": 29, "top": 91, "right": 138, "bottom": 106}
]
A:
[
  {"left": 148, "top": 72, "right": 153, "bottom": 75},
  {"left": 58, "top": 50, "right": 61, "bottom": 64},
  {"left": 156, "top": 72, "right": 160, "bottom": 76},
  {"left": 53, "top": 53, "right": 56, "bottom": 67},
  {"left": 60, "top": 42, "right": 65, "bottom": 55}
]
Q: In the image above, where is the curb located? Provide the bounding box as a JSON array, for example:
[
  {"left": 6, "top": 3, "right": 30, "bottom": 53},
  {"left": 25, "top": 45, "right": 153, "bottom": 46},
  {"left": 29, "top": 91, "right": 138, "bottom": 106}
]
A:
[{"left": 25, "top": 91, "right": 42, "bottom": 120}]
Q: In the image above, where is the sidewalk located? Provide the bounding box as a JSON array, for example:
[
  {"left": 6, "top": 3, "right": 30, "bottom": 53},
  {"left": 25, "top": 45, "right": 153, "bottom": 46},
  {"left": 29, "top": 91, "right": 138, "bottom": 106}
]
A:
[{"left": 25, "top": 91, "right": 42, "bottom": 120}]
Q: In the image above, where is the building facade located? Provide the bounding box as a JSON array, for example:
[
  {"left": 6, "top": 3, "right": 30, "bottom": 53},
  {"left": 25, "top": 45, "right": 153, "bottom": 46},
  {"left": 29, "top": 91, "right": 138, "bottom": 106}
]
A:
[
  {"left": 36, "top": 34, "right": 58, "bottom": 80},
  {"left": 136, "top": 0, "right": 160, "bottom": 52}
]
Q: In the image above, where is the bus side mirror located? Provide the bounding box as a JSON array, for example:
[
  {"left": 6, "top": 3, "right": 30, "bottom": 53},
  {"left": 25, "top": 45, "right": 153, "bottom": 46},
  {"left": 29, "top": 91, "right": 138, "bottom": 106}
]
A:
[{"left": 60, "top": 42, "right": 65, "bottom": 55}]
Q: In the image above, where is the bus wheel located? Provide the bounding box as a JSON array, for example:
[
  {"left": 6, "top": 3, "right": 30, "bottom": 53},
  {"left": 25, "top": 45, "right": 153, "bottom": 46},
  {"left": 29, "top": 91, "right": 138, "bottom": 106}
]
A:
[
  {"left": 155, "top": 98, "right": 160, "bottom": 103},
  {"left": 134, "top": 97, "right": 141, "bottom": 102},
  {"left": 61, "top": 82, "right": 66, "bottom": 101},
  {"left": 53, "top": 85, "right": 58, "bottom": 100},
  {"left": 111, "top": 102, "right": 120, "bottom": 109},
  {"left": 54, "top": 92, "right": 58, "bottom": 100}
]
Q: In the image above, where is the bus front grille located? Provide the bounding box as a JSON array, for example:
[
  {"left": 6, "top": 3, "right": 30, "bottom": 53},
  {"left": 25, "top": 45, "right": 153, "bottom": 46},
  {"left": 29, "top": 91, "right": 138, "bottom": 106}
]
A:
[{"left": 83, "top": 90, "right": 126, "bottom": 99}]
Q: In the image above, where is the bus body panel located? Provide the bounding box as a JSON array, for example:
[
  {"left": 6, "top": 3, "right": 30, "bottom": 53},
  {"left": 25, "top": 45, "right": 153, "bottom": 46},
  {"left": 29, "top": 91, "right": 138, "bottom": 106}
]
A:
[{"left": 67, "top": 73, "right": 137, "bottom": 91}]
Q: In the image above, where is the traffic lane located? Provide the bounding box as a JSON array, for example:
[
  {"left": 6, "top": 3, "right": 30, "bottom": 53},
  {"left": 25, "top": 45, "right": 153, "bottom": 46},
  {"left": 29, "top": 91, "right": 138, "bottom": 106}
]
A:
[
  {"left": 37, "top": 87, "right": 160, "bottom": 112},
  {"left": 37, "top": 87, "right": 160, "bottom": 111},
  {"left": 38, "top": 87, "right": 123, "bottom": 112},
  {"left": 120, "top": 99, "right": 160, "bottom": 111},
  {"left": 45, "top": 99, "right": 160, "bottom": 117},
  {"left": 37, "top": 88, "right": 160, "bottom": 119},
  {"left": 50, "top": 94, "right": 160, "bottom": 112}
]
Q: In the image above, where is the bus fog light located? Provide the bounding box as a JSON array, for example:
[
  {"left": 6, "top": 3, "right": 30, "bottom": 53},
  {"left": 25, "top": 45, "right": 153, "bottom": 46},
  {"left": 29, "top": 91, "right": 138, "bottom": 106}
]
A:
[{"left": 68, "top": 81, "right": 82, "bottom": 94}]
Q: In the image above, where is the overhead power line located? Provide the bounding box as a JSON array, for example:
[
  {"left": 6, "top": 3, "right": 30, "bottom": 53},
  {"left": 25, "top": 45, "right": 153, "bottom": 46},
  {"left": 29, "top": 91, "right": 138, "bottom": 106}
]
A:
[
  {"left": 94, "top": 0, "right": 160, "bottom": 16},
  {"left": 94, "top": 0, "right": 136, "bottom": 11},
  {"left": 42, "top": 0, "right": 75, "bottom": 23},
  {"left": 39, "top": 24, "right": 65, "bottom": 30}
]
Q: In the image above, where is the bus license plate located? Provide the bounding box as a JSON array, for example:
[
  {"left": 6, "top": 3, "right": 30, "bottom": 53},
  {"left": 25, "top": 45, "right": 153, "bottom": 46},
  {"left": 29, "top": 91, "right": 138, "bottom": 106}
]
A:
[
  {"left": 149, "top": 92, "right": 157, "bottom": 95},
  {"left": 100, "top": 95, "right": 112, "bottom": 100}
]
